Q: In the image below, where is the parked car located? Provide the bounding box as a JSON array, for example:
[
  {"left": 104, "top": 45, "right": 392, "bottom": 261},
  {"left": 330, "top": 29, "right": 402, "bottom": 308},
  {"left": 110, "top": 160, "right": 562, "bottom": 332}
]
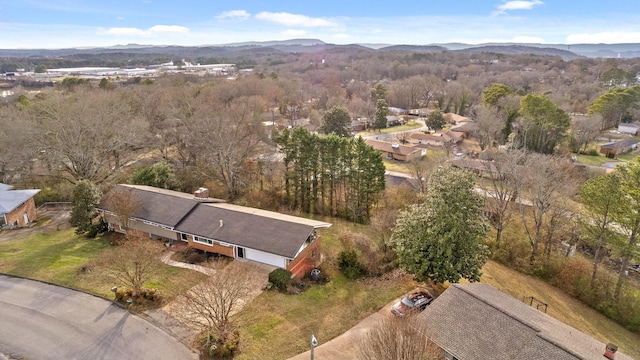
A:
[{"left": 391, "top": 291, "right": 434, "bottom": 316}]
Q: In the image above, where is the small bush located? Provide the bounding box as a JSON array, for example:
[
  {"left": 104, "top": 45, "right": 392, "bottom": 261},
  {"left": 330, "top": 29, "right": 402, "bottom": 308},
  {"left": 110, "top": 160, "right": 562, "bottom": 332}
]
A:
[
  {"left": 338, "top": 249, "right": 367, "bottom": 279},
  {"left": 581, "top": 148, "right": 600, "bottom": 156},
  {"left": 269, "top": 268, "right": 292, "bottom": 290},
  {"left": 86, "top": 218, "right": 108, "bottom": 238},
  {"left": 186, "top": 249, "right": 207, "bottom": 264}
]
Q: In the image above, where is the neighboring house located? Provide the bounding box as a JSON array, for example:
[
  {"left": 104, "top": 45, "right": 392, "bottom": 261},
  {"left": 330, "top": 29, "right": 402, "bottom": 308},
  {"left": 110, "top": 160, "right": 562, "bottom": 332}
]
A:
[
  {"left": 600, "top": 139, "right": 639, "bottom": 158},
  {"left": 448, "top": 158, "right": 500, "bottom": 178},
  {"left": 450, "top": 122, "right": 478, "bottom": 137},
  {"left": 0, "top": 183, "right": 40, "bottom": 228},
  {"left": 97, "top": 184, "right": 331, "bottom": 277},
  {"left": 388, "top": 107, "right": 407, "bottom": 116},
  {"left": 386, "top": 115, "right": 402, "bottom": 127},
  {"left": 351, "top": 119, "right": 366, "bottom": 132},
  {"left": 408, "top": 108, "right": 431, "bottom": 117},
  {"left": 420, "top": 284, "right": 632, "bottom": 360},
  {"left": 365, "top": 139, "right": 425, "bottom": 161},
  {"left": 618, "top": 122, "right": 640, "bottom": 135},
  {"left": 410, "top": 131, "right": 464, "bottom": 147},
  {"left": 444, "top": 113, "right": 470, "bottom": 125}
]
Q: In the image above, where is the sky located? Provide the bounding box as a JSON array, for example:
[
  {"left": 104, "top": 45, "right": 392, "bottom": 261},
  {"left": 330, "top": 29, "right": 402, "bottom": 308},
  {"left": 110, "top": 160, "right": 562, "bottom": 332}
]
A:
[{"left": 2, "top": 0, "right": 640, "bottom": 49}]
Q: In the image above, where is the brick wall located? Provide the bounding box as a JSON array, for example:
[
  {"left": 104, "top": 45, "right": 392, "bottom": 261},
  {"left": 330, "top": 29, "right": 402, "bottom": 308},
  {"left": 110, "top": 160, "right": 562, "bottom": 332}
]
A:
[
  {"left": 4, "top": 197, "right": 38, "bottom": 227},
  {"left": 287, "top": 237, "right": 322, "bottom": 278}
]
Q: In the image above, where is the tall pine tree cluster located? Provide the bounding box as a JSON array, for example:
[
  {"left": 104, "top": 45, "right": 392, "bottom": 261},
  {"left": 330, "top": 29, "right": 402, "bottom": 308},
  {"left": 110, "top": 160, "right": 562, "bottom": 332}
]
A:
[{"left": 276, "top": 128, "right": 385, "bottom": 224}]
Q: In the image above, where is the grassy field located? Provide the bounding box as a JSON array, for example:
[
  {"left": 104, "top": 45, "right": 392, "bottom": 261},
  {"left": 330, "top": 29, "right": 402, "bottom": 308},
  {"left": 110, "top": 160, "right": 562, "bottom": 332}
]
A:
[
  {"left": 480, "top": 260, "right": 640, "bottom": 359},
  {"left": 357, "top": 120, "right": 422, "bottom": 137},
  {"left": 0, "top": 228, "right": 207, "bottom": 300}
]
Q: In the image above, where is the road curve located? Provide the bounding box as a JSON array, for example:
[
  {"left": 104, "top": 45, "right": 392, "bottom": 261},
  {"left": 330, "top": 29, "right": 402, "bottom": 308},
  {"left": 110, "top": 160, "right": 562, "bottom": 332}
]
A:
[{"left": 0, "top": 274, "right": 198, "bottom": 360}]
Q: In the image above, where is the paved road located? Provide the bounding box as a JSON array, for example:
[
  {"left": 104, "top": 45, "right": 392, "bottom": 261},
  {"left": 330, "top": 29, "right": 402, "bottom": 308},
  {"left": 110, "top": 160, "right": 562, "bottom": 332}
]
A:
[{"left": 0, "top": 274, "right": 198, "bottom": 360}]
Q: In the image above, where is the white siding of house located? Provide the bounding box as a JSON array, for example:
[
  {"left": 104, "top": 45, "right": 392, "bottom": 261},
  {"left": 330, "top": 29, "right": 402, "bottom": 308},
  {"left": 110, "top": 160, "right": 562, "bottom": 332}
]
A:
[{"left": 244, "top": 248, "right": 286, "bottom": 268}]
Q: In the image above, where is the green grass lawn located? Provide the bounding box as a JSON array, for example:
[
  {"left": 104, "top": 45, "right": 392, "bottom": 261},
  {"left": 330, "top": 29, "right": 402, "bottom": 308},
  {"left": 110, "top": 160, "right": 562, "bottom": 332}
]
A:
[
  {"left": 358, "top": 121, "right": 422, "bottom": 137},
  {"left": 235, "top": 216, "right": 415, "bottom": 359},
  {"left": 0, "top": 228, "right": 206, "bottom": 300}
]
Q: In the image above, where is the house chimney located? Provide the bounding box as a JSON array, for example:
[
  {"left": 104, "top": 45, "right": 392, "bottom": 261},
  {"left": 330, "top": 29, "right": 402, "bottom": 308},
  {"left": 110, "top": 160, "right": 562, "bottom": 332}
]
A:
[
  {"left": 194, "top": 187, "right": 209, "bottom": 199},
  {"left": 219, "top": 220, "right": 223, "bottom": 227},
  {"left": 604, "top": 343, "right": 618, "bottom": 359}
]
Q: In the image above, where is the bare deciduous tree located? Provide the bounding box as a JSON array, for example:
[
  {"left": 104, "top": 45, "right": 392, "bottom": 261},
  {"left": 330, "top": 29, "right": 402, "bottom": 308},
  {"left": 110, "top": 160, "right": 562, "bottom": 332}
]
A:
[
  {"left": 103, "top": 185, "right": 142, "bottom": 237},
  {"left": 358, "top": 316, "right": 441, "bottom": 360},
  {"left": 181, "top": 261, "right": 254, "bottom": 344},
  {"left": 104, "top": 238, "right": 163, "bottom": 297},
  {"left": 516, "top": 153, "right": 578, "bottom": 264}
]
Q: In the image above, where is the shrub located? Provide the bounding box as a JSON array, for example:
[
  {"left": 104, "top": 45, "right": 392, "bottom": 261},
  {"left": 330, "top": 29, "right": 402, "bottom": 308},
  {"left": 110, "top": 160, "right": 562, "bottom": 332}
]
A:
[
  {"left": 186, "top": 249, "right": 207, "bottom": 264},
  {"left": 338, "top": 249, "right": 367, "bottom": 279},
  {"left": 268, "top": 268, "right": 292, "bottom": 290},
  {"left": 86, "top": 218, "right": 108, "bottom": 238}
]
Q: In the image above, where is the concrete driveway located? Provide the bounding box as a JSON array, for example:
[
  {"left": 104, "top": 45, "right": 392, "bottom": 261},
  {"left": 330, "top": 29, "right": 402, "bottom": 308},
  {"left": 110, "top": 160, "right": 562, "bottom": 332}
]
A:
[
  {"left": 0, "top": 274, "right": 198, "bottom": 360},
  {"left": 287, "top": 299, "right": 399, "bottom": 360}
]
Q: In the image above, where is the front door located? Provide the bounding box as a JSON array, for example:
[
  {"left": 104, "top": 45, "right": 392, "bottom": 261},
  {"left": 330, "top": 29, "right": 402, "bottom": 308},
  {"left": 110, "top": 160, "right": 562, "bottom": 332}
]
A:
[
  {"left": 237, "top": 247, "right": 245, "bottom": 259},
  {"left": 23, "top": 213, "right": 29, "bottom": 225}
]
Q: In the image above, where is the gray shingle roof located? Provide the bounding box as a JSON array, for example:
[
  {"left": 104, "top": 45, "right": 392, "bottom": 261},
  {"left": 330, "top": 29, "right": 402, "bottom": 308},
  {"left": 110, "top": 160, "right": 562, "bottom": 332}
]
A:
[
  {"left": 97, "top": 184, "right": 331, "bottom": 257},
  {"left": 174, "top": 203, "right": 316, "bottom": 258},
  {"left": 419, "top": 284, "right": 633, "bottom": 360},
  {"left": 0, "top": 189, "right": 40, "bottom": 213},
  {"left": 96, "top": 184, "right": 205, "bottom": 228}
]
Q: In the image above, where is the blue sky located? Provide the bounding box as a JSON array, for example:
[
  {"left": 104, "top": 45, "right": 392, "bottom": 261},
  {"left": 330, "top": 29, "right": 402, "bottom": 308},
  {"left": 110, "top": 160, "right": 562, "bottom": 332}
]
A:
[{"left": 2, "top": 0, "right": 640, "bottom": 48}]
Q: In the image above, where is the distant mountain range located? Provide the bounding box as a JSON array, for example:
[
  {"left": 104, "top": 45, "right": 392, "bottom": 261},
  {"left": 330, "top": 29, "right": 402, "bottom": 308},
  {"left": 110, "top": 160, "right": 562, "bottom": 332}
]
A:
[{"left": 2, "top": 38, "right": 640, "bottom": 59}]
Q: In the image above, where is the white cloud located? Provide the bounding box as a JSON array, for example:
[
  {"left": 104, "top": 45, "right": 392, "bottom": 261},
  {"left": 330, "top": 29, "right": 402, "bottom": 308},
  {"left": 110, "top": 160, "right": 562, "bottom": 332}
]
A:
[
  {"left": 101, "top": 25, "right": 189, "bottom": 37},
  {"left": 282, "top": 29, "right": 306, "bottom": 36},
  {"left": 255, "top": 12, "right": 337, "bottom": 27},
  {"left": 148, "top": 25, "right": 189, "bottom": 33},
  {"left": 103, "top": 27, "right": 147, "bottom": 36},
  {"left": 567, "top": 31, "right": 640, "bottom": 44},
  {"left": 494, "top": 1, "right": 543, "bottom": 15},
  {"left": 216, "top": 10, "right": 250, "bottom": 19}
]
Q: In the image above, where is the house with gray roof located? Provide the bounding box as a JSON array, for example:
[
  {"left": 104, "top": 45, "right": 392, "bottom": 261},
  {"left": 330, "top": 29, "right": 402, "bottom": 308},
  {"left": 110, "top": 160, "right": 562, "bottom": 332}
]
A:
[
  {"left": 365, "top": 139, "right": 425, "bottom": 162},
  {"left": 419, "top": 284, "right": 632, "bottom": 360},
  {"left": 97, "top": 184, "right": 331, "bottom": 277},
  {"left": 599, "top": 139, "right": 639, "bottom": 158},
  {"left": 0, "top": 183, "right": 40, "bottom": 228}
]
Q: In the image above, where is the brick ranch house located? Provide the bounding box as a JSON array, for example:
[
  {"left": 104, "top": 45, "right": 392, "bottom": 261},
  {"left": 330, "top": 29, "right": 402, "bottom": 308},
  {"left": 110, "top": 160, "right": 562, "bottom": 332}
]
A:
[
  {"left": 97, "top": 184, "right": 332, "bottom": 277},
  {"left": 365, "top": 139, "right": 426, "bottom": 162},
  {"left": 0, "top": 183, "right": 40, "bottom": 228},
  {"left": 420, "top": 284, "right": 633, "bottom": 360}
]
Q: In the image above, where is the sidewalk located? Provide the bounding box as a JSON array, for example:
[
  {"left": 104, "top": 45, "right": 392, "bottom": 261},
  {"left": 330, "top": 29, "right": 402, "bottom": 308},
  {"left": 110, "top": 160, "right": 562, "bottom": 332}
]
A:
[
  {"left": 287, "top": 300, "right": 399, "bottom": 360},
  {"left": 160, "top": 251, "right": 217, "bottom": 276}
]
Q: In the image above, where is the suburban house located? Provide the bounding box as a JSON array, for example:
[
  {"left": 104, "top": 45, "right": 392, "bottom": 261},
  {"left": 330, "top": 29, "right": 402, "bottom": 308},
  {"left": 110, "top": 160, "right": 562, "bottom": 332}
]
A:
[
  {"left": 618, "top": 122, "right": 640, "bottom": 135},
  {"left": 447, "top": 158, "right": 501, "bottom": 178},
  {"left": 444, "top": 112, "right": 470, "bottom": 125},
  {"left": 97, "top": 184, "right": 332, "bottom": 277},
  {"left": 419, "top": 284, "right": 632, "bottom": 360},
  {"left": 365, "top": 139, "right": 425, "bottom": 161},
  {"left": 386, "top": 115, "right": 403, "bottom": 127},
  {"left": 599, "top": 139, "right": 639, "bottom": 158},
  {"left": 351, "top": 119, "right": 366, "bottom": 132},
  {"left": 0, "top": 183, "right": 40, "bottom": 228},
  {"left": 410, "top": 131, "right": 464, "bottom": 147}
]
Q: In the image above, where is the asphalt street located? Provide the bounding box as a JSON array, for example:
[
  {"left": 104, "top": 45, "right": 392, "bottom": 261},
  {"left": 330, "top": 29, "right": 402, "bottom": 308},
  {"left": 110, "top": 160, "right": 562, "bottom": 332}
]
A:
[{"left": 0, "top": 274, "right": 198, "bottom": 360}]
